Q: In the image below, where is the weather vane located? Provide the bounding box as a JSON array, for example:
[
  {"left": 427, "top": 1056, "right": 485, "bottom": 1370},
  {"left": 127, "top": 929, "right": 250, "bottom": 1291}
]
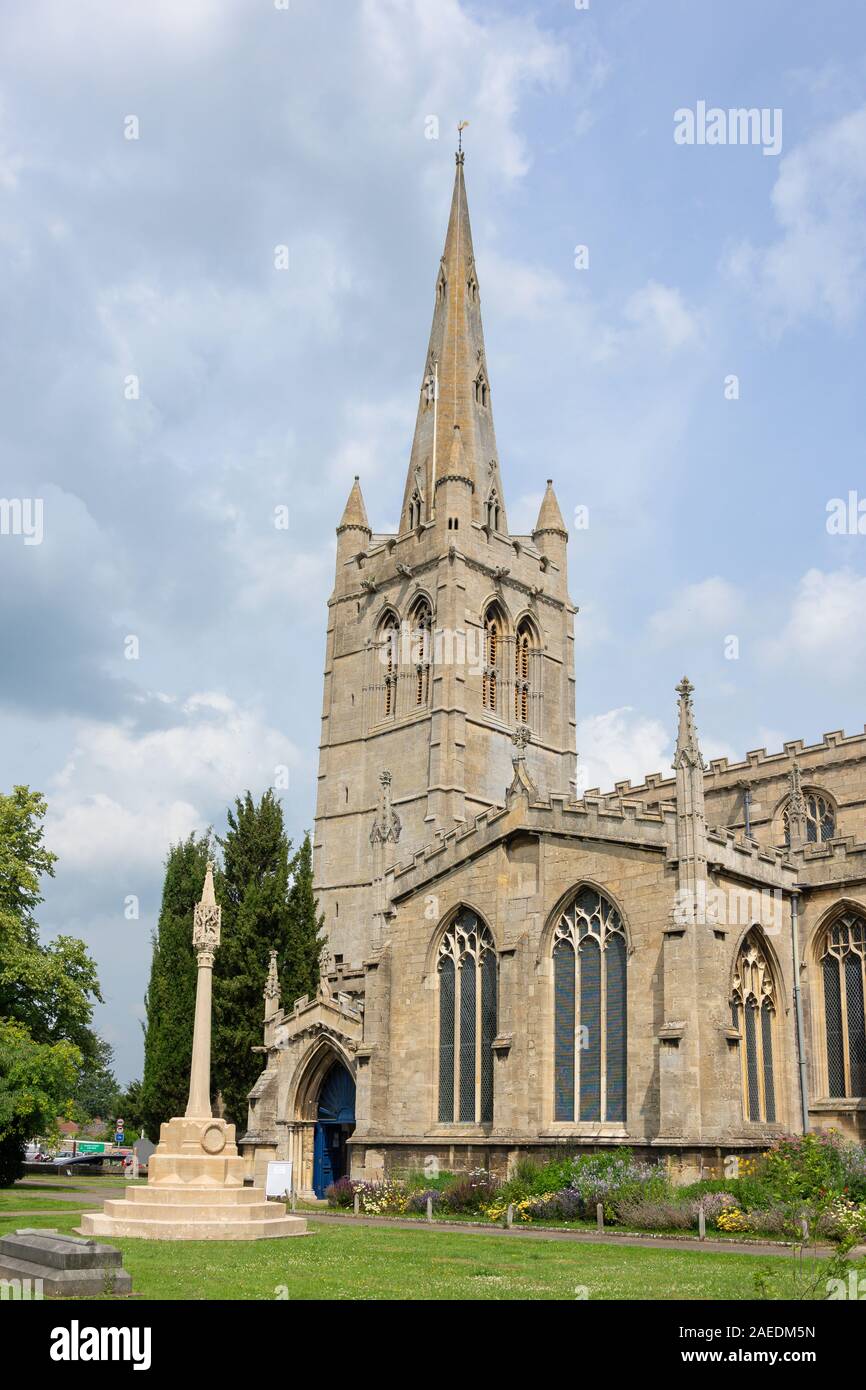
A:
[{"left": 457, "top": 120, "right": 469, "bottom": 154}]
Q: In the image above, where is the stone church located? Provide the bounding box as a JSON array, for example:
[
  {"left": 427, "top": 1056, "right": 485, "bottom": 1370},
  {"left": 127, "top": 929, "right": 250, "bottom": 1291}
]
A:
[{"left": 241, "top": 154, "right": 866, "bottom": 1197}]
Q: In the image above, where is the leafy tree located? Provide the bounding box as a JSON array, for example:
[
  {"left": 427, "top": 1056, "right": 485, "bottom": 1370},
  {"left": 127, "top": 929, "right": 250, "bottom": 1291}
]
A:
[
  {"left": 115, "top": 1078, "right": 145, "bottom": 1138},
  {"left": 0, "top": 786, "right": 102, "bottom": 1184},
  {"left": 73, "top": 1036, "right": 122, "bottom": 1124},
  {"left": 139, "top": 834, "right": 211, "bottom": 1139},
  {"left": 0, "top": 1020, "right": 79, "bottom": 1182}
]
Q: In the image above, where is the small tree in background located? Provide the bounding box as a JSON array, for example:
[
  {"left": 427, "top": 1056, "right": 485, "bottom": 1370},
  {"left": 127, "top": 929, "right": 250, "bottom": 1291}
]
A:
[
  {"left": 284, "top": 830, "right": 324, "bottom": 1009},
  {"left": 139, "top": 833, "right": 212, "bottom": 1139},
  {"left": 115, "top": 1078, "right": 145, "bottom": 1138},
  {"left": 73, "top": 1035, "right": 122, "bottom": 1126}
]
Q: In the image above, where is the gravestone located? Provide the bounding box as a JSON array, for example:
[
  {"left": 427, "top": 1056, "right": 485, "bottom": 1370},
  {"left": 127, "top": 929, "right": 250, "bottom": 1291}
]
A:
[{"left": 0, "top": 1229, "right": 133, "bottom": 1297}]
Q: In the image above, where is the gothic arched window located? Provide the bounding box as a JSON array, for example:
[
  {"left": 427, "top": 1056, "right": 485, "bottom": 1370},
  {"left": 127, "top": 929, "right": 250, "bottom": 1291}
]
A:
[
  {"left": 731, "top": 932, "right": 777, "bottom": 1123},
  {"left": 552, "top": 887, "right": 627, "bottom": 1124},
  {"left": 820, "top": 912, "right": 866, "bottom": 1098},
  {"left": 481, "top": 605, "right": 503, "bottom": 713},
  {"left": 783, "top": 791, "right": 836, "bottom": 846},
  {"left": 408, "top": 489, "right": 422, "bottom": 530},
  {"left": 379, "top": 612, "right": 400, "bottom": 721},
  {"left": 486, "top": 488, "right": 500, "bottom": 532},
  {"left": 410, "top": 598, "right": 432, "bottom": 707},
  {"left": 514, "top": 618, "right": 536, "bottom": 727},
  {"left": 437, "top": 911, "right": 497, "bottom": 1124},
  {"left": 474, "top": 372, "right": 488, "bottom": 408}
]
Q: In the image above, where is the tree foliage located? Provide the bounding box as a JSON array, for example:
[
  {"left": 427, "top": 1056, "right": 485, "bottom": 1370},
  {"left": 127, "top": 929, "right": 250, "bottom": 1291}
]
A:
[
  {"left": 73, "top": 1035, "right": 122, "bottom": 1125},
  {"left": 0, "top": 786, "right": 102, "bottom": 1183},
  {"left": 284, "top": 830, "right": 325, "bottom": 1009},
  {"left": 139, "top": 834, "right": 210, "bottom": 1139},
  {"left": 212, "top": 794, "right": 323, "bottom": 1131}
]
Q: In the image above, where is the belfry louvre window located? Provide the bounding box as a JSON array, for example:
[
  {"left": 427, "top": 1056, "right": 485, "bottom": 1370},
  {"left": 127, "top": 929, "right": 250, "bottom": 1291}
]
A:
[
  {"left": 821, "top": 912, "right": 866, "bottom": 1098},
  {"left": 482, "top": 608, "right": 501, "bottom": 713},
  {"left": 783, "top": 792, "right": 835, "bottom": 845},
  {"left": 410, "top": 600, "right": 432, "bottom": 707},
  {"left": 380, "top": 613, "right": 400, "bottom": 720},
  {"left": 731, "top": 932, "right": 777, "bottom": 1123},
  {"left": 437, "top": 911, "right": 497, "bottom": 1123},
  {"left": 552, "top": 888, "right": 626, "bottom": 1123},
  {"left": 514, "top": 619, "right": 535, "bottom": 726}
]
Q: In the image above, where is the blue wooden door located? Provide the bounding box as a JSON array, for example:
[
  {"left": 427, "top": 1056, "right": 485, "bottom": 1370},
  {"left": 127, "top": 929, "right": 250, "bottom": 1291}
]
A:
[
  {"left": 312, "top": 1063, "right": 356, "bottom": 1197},
  {"left": 313, "top": 1124, "right": 336, "bottom": 1196}
]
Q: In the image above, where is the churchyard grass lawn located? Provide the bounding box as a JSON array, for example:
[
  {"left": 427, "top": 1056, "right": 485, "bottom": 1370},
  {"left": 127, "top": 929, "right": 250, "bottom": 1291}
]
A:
[
  {"left": 0, "top": 1208, "right": 799, "bottom": 1300},
  {"left": 0, "top": 1191, "right": 93, "bottom": 1212},
  {"left": 18, "top": 1174, "right": 146, "bottom": 1189}
]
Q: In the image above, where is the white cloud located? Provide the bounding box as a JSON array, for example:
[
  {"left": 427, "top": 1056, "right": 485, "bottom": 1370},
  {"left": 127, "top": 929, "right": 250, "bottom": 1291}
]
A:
[
  {"left": 46, "top": 695, "right": 304, "bottom": 870},
  {"left": 576, "top": 706, "right": 671, "bottom": 791},
  {"left": 327, "top": 396, "right": 415, "bottom": 489},
  {"left": 728, "top": 104, "right": 866, "bottom": 329},
  {"left": 482, "top": 251, "right": 568, "bottom": 323},
  {"left": 360, "top": 0, "right": 570, "bottom": 182},
  {"left": 771, "top": 567, "right": 866, "bottom": 674},
  {"left": 648, "top": 578, "right": 742, "bottom": 645},
  {"left": 623, "top": 281, "right": 700, "bottom": 350},
  {"left": 507, "top": 490, "right": 544, "bottom": 534}
]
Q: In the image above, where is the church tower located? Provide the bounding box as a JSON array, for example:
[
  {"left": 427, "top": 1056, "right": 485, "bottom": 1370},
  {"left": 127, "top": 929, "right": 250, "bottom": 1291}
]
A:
[{"left": 313, "top": 152, "right": 577, "bottom": 969}]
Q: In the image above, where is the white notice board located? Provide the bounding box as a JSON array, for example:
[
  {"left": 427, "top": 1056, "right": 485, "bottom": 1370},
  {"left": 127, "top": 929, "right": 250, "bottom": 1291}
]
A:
[{"left": 266, "top": 1160, "right": 293, "bottom": 1198}]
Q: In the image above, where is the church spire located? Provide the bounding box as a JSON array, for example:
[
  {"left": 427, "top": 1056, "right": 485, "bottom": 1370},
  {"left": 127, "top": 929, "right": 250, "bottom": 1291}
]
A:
[
  {"left": 400, "top": 150, "right": 505, "bottom": 533},
  {"left": 674, "top": 675, "right": 704, "bottom": 773},
  {"left": 337, "top": 475, "right": 371, "bottom": 538},
  {"left": 533, "top": 480, "right": 568, "bottom": 540}
]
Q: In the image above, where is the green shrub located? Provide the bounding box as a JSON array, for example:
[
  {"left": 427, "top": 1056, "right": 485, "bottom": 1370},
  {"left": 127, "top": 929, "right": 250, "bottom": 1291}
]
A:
[
  {"left": 676, "top": 1174, "right": 775, "bottom": 1212},
  {"left": 761, "top": 1132, "right": 857, "bottom": 1208}
]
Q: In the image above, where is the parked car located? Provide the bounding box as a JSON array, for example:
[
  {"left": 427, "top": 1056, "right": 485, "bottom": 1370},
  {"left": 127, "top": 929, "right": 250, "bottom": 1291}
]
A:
[{"left": 23, "top": 1150, "right": 104, "bottom": 1175}]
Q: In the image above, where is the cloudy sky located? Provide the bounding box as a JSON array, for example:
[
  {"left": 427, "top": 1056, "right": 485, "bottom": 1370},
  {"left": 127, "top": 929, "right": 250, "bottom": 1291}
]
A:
[{"left": 2, "top": 0, "right": 866, "bottom": 1084}]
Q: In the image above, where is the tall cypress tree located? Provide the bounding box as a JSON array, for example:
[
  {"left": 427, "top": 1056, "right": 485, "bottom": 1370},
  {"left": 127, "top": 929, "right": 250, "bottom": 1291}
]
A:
[
  {"left": 285, "top": 831, "right": 324, "bottom": 1009},
  {"left": 212, "top": 791, "right": 293, "bottom": 1130},
  {"left": 212, "top": 799, "right": 326, "bottom": 1131},
  {"left": 139, "top": 834, "right": 210, "bottom": 1138}
]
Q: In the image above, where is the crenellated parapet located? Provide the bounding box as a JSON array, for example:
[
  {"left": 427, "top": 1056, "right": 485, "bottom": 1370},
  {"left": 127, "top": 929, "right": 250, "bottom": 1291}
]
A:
[
  {"left": 596, "top": 724, "right": 866, "bottom": 805},
  {"left": 703, "top": 825, "right": 798, "bottom": 889},
  {"left": 386, "top": 789, "right": 673, "bottom": 904}
]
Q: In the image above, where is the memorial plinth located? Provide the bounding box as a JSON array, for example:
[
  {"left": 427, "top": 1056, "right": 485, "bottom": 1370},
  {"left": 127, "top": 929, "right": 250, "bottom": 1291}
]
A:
[{"left": 78, "top": 863, "right": 307, "bottom": 1242}]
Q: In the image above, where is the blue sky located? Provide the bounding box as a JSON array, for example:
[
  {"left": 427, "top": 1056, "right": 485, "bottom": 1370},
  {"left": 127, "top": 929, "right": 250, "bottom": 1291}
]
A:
[{"left": 2, "top": 0, "right": 866, "bottom": 1084}]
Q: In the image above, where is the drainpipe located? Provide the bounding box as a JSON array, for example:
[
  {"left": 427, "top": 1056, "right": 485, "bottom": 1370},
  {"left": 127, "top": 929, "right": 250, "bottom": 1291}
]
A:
[
  {"left": 739, "top": 781, "right": 752, "bottom": 839},
  {"left": 790, "top": 889, "right": 810, "bottom": 1134}
]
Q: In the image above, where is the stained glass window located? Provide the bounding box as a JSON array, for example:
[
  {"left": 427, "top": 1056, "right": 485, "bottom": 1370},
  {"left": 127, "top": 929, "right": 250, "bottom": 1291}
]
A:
[
  {"left": 551, "top": 888, "right": 627, "bottom": 1124},
  {"left": 437, "top": 911, "right": 497, "bottom": 1124},
  {"left": 783, "top": 792, "right": 835, "bottom": 846},
  {"left": 731, "top": 932, "right": 777, "bottom": 1123},
  {"left": 820, "top": 912, "right": 866, "bottom": 1098}
]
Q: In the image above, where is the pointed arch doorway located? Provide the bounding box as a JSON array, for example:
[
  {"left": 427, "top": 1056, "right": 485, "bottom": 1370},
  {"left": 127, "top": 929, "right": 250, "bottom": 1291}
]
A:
[{"left": 312, "top": 1061, "right": 356, "bottom": 1197}]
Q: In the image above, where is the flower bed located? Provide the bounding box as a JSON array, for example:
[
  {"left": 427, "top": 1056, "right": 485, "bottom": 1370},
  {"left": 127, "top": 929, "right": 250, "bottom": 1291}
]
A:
[{"left": 324, "top": 1133, "right": 866, "bottom": 1245}]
